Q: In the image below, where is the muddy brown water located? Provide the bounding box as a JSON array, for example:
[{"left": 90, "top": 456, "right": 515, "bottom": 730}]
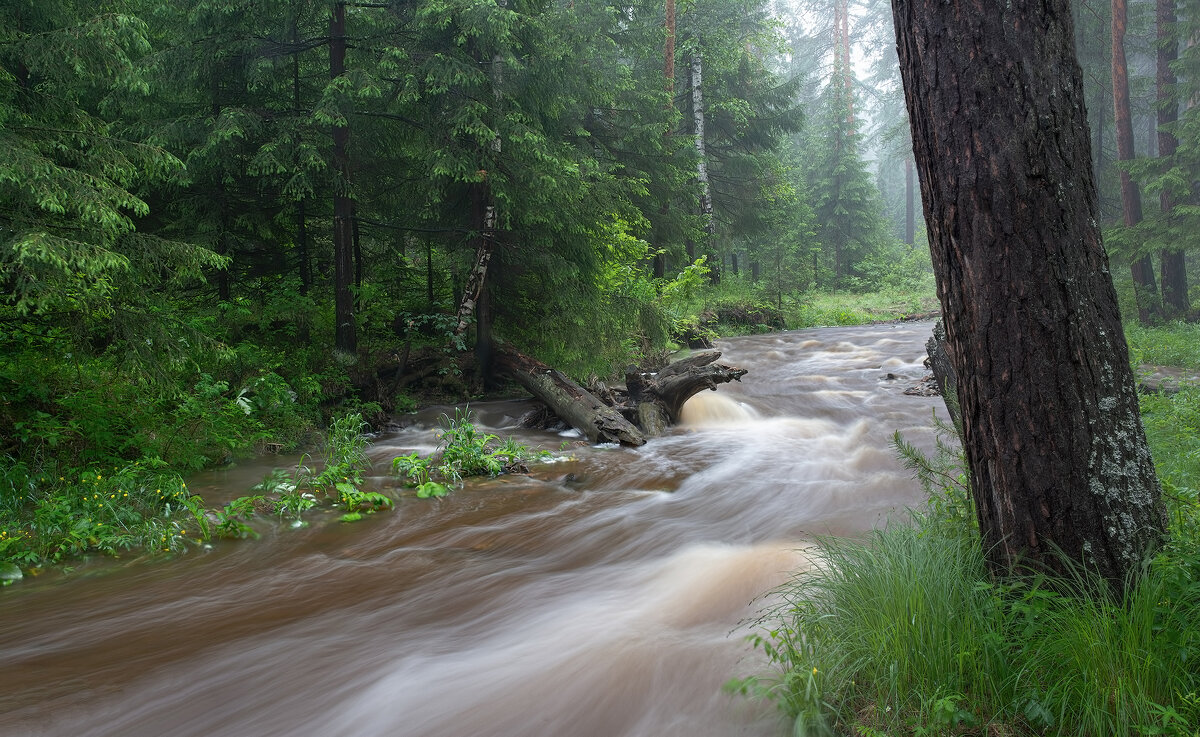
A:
[{"left": 1, "top": 322, "right": 944, "bottom": 737}]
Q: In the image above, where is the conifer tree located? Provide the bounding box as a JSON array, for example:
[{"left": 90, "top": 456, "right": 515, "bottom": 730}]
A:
[{"left": 0, "top": 1, "right": 222, "bottom": 321}]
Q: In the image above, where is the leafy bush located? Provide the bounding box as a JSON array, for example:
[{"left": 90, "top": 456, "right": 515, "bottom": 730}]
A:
[{"left": 0, "top": 461, "right": 206, "bottom": 575}]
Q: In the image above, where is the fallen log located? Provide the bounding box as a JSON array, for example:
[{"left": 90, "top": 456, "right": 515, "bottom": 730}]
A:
[
  {"left": 494, "top": 347, "right": 647, "bottom": 446},
  {"left": 495, "top": 345, "right": 747, "bottom": 445}
]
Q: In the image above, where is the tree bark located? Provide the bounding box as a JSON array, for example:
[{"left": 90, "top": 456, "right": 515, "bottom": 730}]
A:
[
  {"left": 924, "top": 321, "right": 961, "bottom": 435},
  {"left": 1157, "top": 0, "right": 1189, "bottom": 318},
  {"left": 1114, "top": 0, "right": 1163, "bottom": 324},
  {"left": 331, "top": 1, "right": 356, "bottom": 353},
  {"left": 892, "top": 0, "right": 1166, "bottom": 586},
  {"left": 293, "top": 21, "right": 311, "bottom": 298},
  {"left": 664, "top": 0, "right": 676, "bottom": 96},
  {"left": 904, "top": 157, "right": 915, "bottom": 246},
  {"left": 453, "top": 189, "right": 496, "bottom": 338}
]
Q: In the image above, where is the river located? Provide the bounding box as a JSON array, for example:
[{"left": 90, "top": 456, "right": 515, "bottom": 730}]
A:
[{"left": 1, "top": 322, "right": 944, "bottom": 737}]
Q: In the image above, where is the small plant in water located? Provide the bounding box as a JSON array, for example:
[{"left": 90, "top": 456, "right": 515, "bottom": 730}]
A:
[
  {"left": 212, "top": 495, "right": 264, "bottom": 539},
  {"left": 390, "top": 408, "right": 548, "bottom": 497},
  {"left": 228, "top": 412, "right": 392, "bottom": 528}
]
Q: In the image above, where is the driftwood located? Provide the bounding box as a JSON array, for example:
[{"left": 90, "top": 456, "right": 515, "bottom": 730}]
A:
[{"left": 495, "top": 345, "right": 747, "bottom": 446}]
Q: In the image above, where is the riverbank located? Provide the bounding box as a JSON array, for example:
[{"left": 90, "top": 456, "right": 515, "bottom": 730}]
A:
[{"left": 733, "top": 319, "right": 1200, "bottom": 735}]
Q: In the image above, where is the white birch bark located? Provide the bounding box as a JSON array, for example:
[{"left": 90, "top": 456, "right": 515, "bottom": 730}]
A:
[{"left": 691, "top": 52, "right": 714, "bottom": 238}]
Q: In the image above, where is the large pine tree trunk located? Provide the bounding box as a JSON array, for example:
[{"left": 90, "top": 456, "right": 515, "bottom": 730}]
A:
[
  {"left": 1114, "top": 0, "right": 1163, "bottom": 324},
  {"left": 892, "top": 0, "right": 1166, "bottom": 586},
  {"left": 330, "top": 2, "right": 356, "bottom": 353},
  {"left": 1157, "top": 0, "right": 1189, "bottom": 317}
]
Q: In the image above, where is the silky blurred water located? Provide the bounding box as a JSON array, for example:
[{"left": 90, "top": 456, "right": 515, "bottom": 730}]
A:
[{"left": 0, "top": 322, "right": 943, "bottom": 737}]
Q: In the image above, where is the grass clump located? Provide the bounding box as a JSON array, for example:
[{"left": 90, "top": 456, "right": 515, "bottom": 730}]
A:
[
  {"left": 734, "top": 526, "right": 1200, "bottom": 736},
  {"left": 733, "top": 421, "right": 1200, "bottom": 736}
]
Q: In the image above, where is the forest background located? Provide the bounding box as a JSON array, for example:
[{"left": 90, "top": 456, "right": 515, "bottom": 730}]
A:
[{"left": 2, "top": 0, "right": 1198, "bottom": 573}]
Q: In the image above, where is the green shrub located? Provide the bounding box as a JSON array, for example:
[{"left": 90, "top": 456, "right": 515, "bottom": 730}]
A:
[{"left": 0, "top": 461, "right": 206, "bottom": 575}]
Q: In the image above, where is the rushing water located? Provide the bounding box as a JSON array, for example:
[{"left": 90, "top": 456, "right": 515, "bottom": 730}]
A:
[{"left": 1, "top": 322, "right": 944, "bottom": 737}]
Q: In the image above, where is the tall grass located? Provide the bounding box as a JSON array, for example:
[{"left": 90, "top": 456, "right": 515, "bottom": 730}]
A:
[
  {"left": 736, "top": 374, "right": 1200, "bottom": 736},
  {"left": 737, "top": 522, "right": 1200, "bottom": 736},
  {"left": 1125, "top": 321, "right": 1200, "bottom": 370},
  {"left": 788, "top": 289, "right": 939, "bottom": 329}
]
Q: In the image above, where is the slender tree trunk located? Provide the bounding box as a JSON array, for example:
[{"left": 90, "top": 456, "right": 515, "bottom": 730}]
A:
[
  {"left": 293, "top": 21, "right": 311, "bottom": 297},
  {"left": 217, "top": 199, "right": 231, "bottom": 302},
  {"left": 653, "top": 0, "right": 677, "bottom": 281},
  {"left": 664, "top": 0, "right": 675, "bottom": 95},
  {"left": 691, "top": 51, "right": 717, "bottom": 284},
  {"left": 893, "top": 0, "right": 1166, "bottom": 587},
  {"left": 1158, "top": 0, "right": 1189, "bottom": 317},
  {"left": 453, "top": 0, "right": 506, "bottom": 344},
  {"left": 352, "top": 203, "right": 362, "bottom": 295},
  {"left": 330, "top": 1, "right": 356, "bottom": 353},
  {"left": 833, "top": 0, "right": 853, "bottom": 128},
  {"left": 475, "top": 244, "right": 495, "bottom": 388},
  {"left": 212, "top": 84, "right": 231, "bottom": 302},
  {"left": 426, "top": 241, "right": 435, "bottom": 310},
  {"left": 297, "top": 200, "right": 310, "bottom": 296},
  {"left": 1114, "top": 0, "right": 1163, "bottom": 324},
  {"left": 454, "top": 186, "right": 497, "bottom": 338}
]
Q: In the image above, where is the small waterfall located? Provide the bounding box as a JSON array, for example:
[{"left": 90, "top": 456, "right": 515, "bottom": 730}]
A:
[{"left": 678, "top": 392, "right": 759, "bottom": 426}]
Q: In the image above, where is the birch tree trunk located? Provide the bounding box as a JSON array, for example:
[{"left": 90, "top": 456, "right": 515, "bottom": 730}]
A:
[
  {"left": 690, "top": 50, "right": 717, "bottom": 283},
  {"left": 452, "top": 0, "right": 505, "bottom": 341}
]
